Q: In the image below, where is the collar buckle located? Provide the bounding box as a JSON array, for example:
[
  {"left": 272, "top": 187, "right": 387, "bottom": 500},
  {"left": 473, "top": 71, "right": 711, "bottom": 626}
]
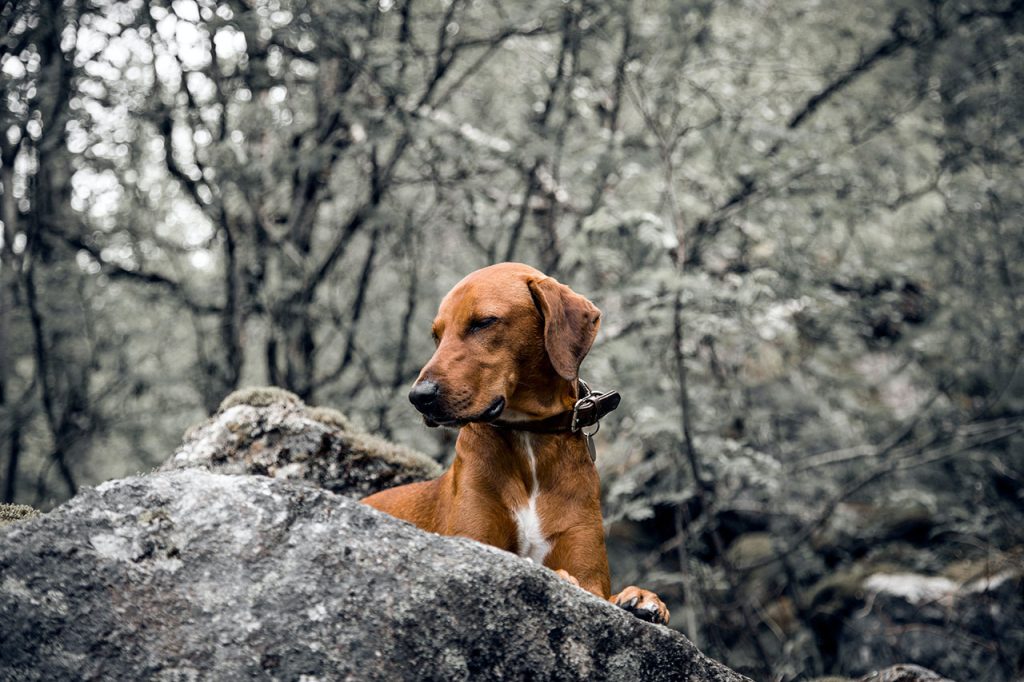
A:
[{"left": 571, "top": 378, "right": 621, "bottom": 434}]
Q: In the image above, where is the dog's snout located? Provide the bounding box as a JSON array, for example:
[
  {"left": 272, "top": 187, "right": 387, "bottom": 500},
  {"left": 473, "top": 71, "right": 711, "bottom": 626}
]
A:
[{"left": 408, "top": 380, "right": 441, "bottom": 412}]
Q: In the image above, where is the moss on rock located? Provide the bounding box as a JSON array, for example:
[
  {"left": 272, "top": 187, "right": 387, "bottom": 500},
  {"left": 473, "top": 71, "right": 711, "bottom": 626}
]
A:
[
  {"left": 0, "top": 504, "right": 40, "bottom": 528},
  {"left": 217, "top": 386, "right": 302, "bottom": 413},
  {"left": 306, "top": 406, "right": 355, "bottom": 433},
  {"left": 344, "top": 430, "right": 437, "bottom": 470}
]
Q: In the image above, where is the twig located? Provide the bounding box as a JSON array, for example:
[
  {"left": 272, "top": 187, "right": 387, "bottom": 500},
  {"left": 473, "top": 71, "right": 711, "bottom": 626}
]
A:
[{"left": 737, "top": 421, "right": 1024, "bottom": 573}]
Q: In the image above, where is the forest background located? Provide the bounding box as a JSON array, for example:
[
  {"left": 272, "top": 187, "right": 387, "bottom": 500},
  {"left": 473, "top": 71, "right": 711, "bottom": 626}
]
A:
[{"left": 2, "top": 0, "right": 1023, "bottom": 679}]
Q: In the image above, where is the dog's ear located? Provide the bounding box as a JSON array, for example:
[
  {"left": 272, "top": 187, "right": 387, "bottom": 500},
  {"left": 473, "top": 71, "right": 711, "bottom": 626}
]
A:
[{"left": 528, "top": 276, "right": 601, "bottom": 381}]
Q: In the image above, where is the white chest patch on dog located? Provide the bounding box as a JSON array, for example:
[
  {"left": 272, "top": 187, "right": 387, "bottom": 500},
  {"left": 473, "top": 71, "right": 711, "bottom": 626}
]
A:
[
  {"left": 514, "top": 497, "right": 550, "bottom": 564},
  {"left": 513, "top": 434, "right": 550, "bottom": 564}
]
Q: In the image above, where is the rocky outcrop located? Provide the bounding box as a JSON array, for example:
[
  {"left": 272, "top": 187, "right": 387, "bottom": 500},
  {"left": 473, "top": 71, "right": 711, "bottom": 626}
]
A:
[
  {"left": 160, "top": 386, "right": 442, "bottom": 499},
  {"left": 836, "top": 567, "right": 1022, "bottom": 680},
  {"left": 0, "top": 390, "right": 983, "bottom": 680},
  {"left": 0, "top": 470, "right": 751, "bottom": 681}
]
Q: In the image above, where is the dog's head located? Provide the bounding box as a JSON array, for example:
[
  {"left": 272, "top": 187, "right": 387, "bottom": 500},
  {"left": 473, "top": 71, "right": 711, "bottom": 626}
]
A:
[{"left": 409, "top": 262, "right": 600, "bottom": 427}]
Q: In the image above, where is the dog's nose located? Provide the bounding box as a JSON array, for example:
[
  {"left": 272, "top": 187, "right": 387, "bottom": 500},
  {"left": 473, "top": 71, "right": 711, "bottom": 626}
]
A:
[{"left": 408, "top": 381, "right": 441, "bottom": 412}]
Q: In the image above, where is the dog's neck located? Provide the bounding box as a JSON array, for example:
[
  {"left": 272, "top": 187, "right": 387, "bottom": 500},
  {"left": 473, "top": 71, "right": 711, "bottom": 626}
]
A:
[
  {"left": 490, "top": 376, "right": 620, "bottom": 439},
  {"left": 459, "top": 422, "right": 592, "bottom": 483},
  {"left": 500, "top": 377, "right": 578, "bottom": 424}
]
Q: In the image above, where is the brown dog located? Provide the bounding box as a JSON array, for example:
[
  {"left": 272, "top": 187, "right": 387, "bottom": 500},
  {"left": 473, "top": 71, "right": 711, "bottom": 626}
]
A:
[{"left": 362, "top": 262, "right": 668, "bottom": 624}]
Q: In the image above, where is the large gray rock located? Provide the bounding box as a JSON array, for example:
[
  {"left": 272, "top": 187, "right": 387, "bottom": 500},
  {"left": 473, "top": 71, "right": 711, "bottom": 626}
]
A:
[
  {"left": 160, "top": 386, "right": 442, "bottom": 499},
  {"left": 0, "top": 469, "right": 751, "bottom": 681}
]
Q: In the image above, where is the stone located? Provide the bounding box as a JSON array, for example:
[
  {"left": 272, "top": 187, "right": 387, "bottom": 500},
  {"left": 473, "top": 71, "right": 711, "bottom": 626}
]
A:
[
  {"left": 161, "top": 386, "right": 442, "bottom": 499},
  {"left": 0, "top": 470, "right": 752, "bottom": 681},
  {"left": 855, "top": 664, "right": 956, "bottom": 682},
  {"left": 809, "top": 665, "right": 956, "bottom": 682},
  {"left": 835, "top": 567, "right": 1022, "bottom": 681}
]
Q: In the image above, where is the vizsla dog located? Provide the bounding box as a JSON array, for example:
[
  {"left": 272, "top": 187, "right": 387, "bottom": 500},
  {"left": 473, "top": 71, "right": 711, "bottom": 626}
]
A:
[{"left": 362, "top": 262, "right": 668, "bottom": 624}]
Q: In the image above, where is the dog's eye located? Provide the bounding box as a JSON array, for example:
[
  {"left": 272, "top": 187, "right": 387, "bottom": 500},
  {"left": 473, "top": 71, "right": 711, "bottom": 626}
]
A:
[
  {"left": 431, "top": 331, "right": 440, "bottom": 346},
  {"left": 467, "top": 316, "right": 499, "bottom": 334}
]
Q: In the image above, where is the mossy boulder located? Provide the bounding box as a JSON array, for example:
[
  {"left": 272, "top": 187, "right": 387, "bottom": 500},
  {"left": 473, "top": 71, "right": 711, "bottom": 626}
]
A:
[{"left": 162, "top": 386, "right": 442, "bottom": 499}]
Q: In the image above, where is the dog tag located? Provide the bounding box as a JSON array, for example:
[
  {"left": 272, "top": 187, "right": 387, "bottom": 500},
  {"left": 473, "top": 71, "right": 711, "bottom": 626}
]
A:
[{"left": 586, "top": 434, "right": 597, "bottom": 462}]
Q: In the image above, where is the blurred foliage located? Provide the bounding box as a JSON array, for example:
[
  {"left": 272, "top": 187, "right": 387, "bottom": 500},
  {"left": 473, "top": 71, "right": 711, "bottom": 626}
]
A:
[{"left": 2, "top": 0, "right": 1023, "bottom": 678}]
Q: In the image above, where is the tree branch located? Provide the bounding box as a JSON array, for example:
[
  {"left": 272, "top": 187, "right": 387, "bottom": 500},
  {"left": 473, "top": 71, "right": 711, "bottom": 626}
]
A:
[
  {"left": 313, "top": 228, "right": 382, "bottom": 389},
  {"left": 52, "top": 230, "right": 222, "bottom": 315},
  {"left": 736, "top": 417, "right": 1024, "bottom": 573}
]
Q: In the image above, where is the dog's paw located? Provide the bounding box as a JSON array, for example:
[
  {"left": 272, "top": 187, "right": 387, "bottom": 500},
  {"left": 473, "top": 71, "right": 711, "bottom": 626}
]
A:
[
  {"left": 553, "top": 568, "right": 581, "bottom": 588},
  {"left": 611, "top": 586, "right": 670, "bottom": 625}
]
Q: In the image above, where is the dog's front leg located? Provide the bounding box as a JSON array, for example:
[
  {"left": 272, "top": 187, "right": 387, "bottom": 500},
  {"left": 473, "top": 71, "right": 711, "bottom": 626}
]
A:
[
  {"left": 545, "top": 524, "right": 670, "bottom": 625},
  {"left": 543, "top": 524, "right": 613, "bottom": 600}
]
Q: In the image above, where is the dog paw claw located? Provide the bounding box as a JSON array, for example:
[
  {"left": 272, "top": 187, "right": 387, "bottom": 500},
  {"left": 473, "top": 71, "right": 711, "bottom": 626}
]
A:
[{"left": 612, "top": 586, "right": 669, "bottom": 625}]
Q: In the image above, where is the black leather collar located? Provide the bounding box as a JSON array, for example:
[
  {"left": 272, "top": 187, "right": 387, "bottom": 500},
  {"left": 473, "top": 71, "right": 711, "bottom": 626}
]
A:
[{"left": 490, "top": 379, "right": 621, "bottom": 435}]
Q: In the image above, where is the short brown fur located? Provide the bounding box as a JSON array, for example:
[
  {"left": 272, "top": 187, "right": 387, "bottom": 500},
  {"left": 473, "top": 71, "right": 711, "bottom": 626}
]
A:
[{"left": 362, "top": 262, "right": 668, "bottom": 623}]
